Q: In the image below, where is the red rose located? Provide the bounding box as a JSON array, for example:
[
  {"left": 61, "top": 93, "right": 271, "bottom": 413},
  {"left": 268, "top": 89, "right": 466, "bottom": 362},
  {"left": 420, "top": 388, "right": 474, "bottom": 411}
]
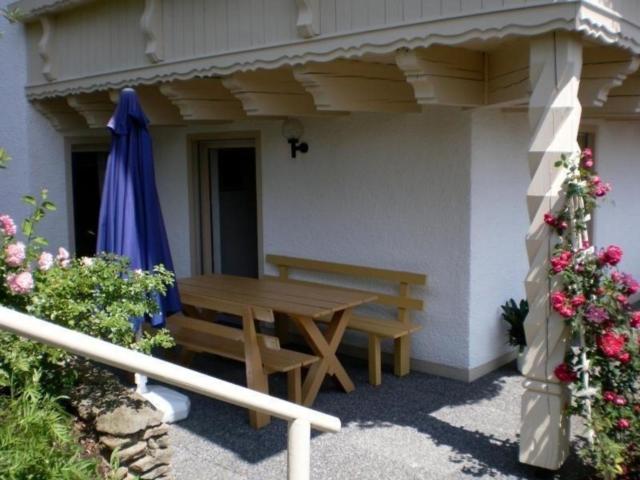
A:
[
  {"left": 598, "top": 331, "right": 626, "bottom": 358},
  {"left": 599, "top": 245, "right": 623, "bottom": 266},
  {"left": 544, "top": 212, "right": 557, "bottom": 227},
  {"left": 550, "top": 291, "right": 566, "bottom": 308},
  {"left": 618, "top": 351, "right": 631, "bottom": 364},
  {"left": 554, "top": 363, "right": 577, "bottom": 383},
  {"left": 550, "top": 251, "right": 572, "bottom": 273},
  {"left": 571, "top": 295, "right": 586, "bottom": 307},
  {"left": 630, "top": 311, "right": 640, "bottom": 328},
  {"left": 617, "top": 418, "right": 631, "bottom": 430},
  {"left": 603, "top": 391, "right": 616, "bottom": 402}
]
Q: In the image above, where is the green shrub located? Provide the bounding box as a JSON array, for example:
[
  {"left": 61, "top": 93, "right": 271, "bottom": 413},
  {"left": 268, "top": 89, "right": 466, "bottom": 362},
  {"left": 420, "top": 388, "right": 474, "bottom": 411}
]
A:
[
  {"left": 0, "top": 381, "right": 99, "bottom": 480},
  {"left": 0, "top": 190, "right": 175, "bottom": 395}
]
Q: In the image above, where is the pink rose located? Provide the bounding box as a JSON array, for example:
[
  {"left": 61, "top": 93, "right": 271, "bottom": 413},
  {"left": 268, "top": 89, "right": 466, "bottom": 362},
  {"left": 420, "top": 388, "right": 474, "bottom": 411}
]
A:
[
  {"left": 6, "top": 271, "right": 34, "bottom": 295},
  {"left": 603, "top": 391, "right": 616, "bottom": 402},
  {"left": 38, "top": 252, "right": 54, "bottom": 271},
  {"left": 630, "top": 311, "right": 640, "bottom": 328},
  {"left": 617, "top": 294, "right": 629, "bottom": 305},
  {"left": 5, "top": 242, "right": 26, "bottom": 267},
  {"left": 56, "top": 247, "right": 70, "bottom": 268},
  {"left": 617, "top": 419, "right": 631, "bottom": 430},
  {"left": 0, "top": 214, "right": 17, "bottom": 236},
  {"left": 599, "top": 245, "right": 623, "bottom": 266},
  {"left": 614, "top": 395, "right": 628, "bottom": 406},
  {"left": 598, "top": 331, "right": 626, "bottom": 358},
  {"left": 581, "top": 148, "right": 594, "bottom": 169}
]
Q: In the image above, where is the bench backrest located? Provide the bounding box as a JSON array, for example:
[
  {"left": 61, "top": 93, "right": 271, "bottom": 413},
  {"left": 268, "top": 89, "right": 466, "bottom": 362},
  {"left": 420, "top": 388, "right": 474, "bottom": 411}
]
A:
[{"left": 265, "top": 254, "right": 427, "bottom": 324}]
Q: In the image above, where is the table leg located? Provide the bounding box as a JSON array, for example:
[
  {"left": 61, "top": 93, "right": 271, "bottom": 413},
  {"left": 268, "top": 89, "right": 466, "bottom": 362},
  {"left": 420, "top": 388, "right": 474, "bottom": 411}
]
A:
[{"left": 292, "top": 309, "right": 354, "bottom": 406}]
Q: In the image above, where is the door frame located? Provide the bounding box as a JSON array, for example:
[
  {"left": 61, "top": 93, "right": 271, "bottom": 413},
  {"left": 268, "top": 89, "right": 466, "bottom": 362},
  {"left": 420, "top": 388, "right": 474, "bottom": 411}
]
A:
[
  {"left": 187, "top": 132, "right": 263, "bottom": 276},
  {"left": 66, "top": 136, "right": 110, "bottom": 255}
]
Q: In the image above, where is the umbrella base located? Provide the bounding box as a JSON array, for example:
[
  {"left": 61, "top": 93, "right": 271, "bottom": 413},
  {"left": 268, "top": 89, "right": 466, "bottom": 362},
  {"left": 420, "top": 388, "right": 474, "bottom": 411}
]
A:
[{"left": 136, "top": 374, "right": 190, "bottom": 423}]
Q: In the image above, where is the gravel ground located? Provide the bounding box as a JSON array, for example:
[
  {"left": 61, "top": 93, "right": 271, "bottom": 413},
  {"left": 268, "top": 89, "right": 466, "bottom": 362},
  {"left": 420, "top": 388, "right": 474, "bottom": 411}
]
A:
[{"left": 167, "top": 354, "right": 589, "bottom": 480}]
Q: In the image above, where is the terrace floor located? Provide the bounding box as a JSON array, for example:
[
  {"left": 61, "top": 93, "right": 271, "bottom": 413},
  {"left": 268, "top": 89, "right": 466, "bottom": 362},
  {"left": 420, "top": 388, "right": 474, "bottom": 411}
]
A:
[{"left": 167, "top": 354, "right": 589, "bottom": 479}]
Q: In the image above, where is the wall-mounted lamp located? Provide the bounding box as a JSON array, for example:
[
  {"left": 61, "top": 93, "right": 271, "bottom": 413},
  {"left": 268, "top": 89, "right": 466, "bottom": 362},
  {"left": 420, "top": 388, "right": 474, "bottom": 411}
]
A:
[{"left": 282, "top": 118, "right": 309, "bottom": 158}]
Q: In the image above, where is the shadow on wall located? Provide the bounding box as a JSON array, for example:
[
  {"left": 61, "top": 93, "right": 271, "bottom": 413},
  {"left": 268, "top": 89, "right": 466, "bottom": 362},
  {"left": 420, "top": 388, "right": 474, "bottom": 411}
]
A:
[{"left": 166, "top": 353, "right": 588, "bottom": 479}]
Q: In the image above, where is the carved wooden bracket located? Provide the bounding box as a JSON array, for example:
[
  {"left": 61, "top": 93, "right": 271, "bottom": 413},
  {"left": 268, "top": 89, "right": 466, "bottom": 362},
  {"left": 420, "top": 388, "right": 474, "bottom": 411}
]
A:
[
  {"left": 159, "top": 79, "right": 245, "bottom": 122},
  {"left": 38, "top": 16, "right": 56, "bottom": 81},
  {"left": 32, "top": 98, "right": 87, "bottom": 131},
  {"left": 140, "top": 0, "right": 164, "bottom": 63},
  {"left": 579, "top": 47, "right": 640, "bottom": 107},
  {"left": 295, "top": 0, "right": 320, "bottom": 38},
  {"left": 396, "top": 46, "right": 485, "bottom": 107},
  {"left": 66, "top": 92, "right": 114, "bottom": 128},
  {"left": 221, "top": 69, "right": 320, "bottom": 116},
  {"left": 293, "top": 60, "right": 419, "bottom": 112},
  {"left": 109, "top": 86, "right": 184, "bottom": 125}
]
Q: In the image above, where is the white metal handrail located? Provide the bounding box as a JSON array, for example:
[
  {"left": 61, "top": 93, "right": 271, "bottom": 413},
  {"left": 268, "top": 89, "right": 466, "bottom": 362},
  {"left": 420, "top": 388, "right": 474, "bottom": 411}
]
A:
[{"left": 0, "top": 305, "right": 341, "bottom": 480}]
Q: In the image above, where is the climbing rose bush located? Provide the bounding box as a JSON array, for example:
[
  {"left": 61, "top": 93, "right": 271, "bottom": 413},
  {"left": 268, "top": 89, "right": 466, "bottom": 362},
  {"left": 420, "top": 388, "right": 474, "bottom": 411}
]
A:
[
  {"left": 547, "top": 147, "right": 640, "bottom": 479},
  {"left": 0, "top": 188, "right": 175, "bottom": 394}
]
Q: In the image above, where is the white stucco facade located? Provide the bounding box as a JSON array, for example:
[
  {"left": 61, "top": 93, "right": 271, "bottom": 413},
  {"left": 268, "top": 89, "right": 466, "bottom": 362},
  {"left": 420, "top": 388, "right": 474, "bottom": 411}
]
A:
[{"left": 4, "top": 4, "right": 640, "bottom": 382}]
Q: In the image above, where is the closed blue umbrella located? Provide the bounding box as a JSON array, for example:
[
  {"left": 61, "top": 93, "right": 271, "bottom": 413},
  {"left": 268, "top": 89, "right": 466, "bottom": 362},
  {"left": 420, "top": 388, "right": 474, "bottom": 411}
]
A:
[{"left": 97, "top": 88, "right": 181, "bottom": 328}]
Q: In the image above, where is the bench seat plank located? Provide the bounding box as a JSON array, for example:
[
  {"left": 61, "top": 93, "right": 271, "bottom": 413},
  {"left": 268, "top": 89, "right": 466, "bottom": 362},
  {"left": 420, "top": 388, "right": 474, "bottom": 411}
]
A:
[
  {"left": 348, "top": 315, "right": 422, "bottom": 339},
  {"left": 173, "top": 327, "right": 318, "bottom": 373},
  {"left": 168, "top": 314, "right": 318, "bottom": 371}
]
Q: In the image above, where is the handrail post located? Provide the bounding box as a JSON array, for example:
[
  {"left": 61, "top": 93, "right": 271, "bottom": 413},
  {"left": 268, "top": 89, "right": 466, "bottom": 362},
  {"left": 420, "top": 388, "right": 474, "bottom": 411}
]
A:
[{"left": 288, "top": 418, "right": 311, "bottom": 480}]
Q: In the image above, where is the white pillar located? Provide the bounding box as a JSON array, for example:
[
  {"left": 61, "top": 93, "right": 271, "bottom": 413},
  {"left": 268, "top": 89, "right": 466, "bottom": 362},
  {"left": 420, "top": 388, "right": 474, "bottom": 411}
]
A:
[
  {"left": 288, "top": 418, "right": 311, "bottom": 480},
  {"left": 519, "top": 32, "right": 582, "bottom": 470}
]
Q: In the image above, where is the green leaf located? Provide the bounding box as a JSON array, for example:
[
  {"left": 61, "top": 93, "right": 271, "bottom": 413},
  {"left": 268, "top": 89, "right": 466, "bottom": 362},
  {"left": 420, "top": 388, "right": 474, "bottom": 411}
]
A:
[
  {"left": 42, "top": 200, "right": 56, "bottom": 211},
  {"left": 22, "top": 219, "right": 32, "bottom": 237},
  {"left": 22, "top": 195, "right": 36, "bottom": 206}
]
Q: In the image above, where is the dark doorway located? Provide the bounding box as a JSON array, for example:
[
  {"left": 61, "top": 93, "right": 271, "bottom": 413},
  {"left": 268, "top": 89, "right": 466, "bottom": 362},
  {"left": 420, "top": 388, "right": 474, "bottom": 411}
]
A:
[
  {"left": 197, "top": 142, "right": 259, "bottom": 278},
  {"left": 71, "top": 150, "right": 108, "bottom": 257}
]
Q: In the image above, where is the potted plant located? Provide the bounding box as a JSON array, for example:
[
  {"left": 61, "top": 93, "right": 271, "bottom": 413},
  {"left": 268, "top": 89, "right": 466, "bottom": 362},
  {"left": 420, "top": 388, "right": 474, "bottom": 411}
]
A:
[{"left": 500, "top": 298, "right": 528, "bottom": 372}]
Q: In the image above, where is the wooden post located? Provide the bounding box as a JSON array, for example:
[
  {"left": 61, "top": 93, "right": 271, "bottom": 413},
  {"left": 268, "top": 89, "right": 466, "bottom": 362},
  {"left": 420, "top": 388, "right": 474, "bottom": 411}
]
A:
[{"left": 519, "top": 32, "right": 582, "bottom": 470}]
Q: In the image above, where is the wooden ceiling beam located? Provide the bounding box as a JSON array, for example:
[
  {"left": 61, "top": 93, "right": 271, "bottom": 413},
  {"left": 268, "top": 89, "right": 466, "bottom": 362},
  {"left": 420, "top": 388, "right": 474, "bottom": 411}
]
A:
[
  {"left": 293, "top": 60, "right": 419, "bottom": 113},
  {"left": 159, "top": 79, "right": 246, "bottom": 122},
  {"left": 221, "top": 69, "right": 321, "bottom": 117},
  {"left": 66, "top": 92, "right": 114, "bottom": 128},
  {"left": 486, "top": 42, "right": 530, "bottom": 106},
  {"left": 32, "top": 97, "right": 87, "bottom": 131}
]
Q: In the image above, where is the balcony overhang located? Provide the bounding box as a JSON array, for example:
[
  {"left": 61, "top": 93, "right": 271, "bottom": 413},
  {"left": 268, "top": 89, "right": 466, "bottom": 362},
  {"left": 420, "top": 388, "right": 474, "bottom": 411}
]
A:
[{"left": 10, "top": 0, "right": 640, "bottom": 128}]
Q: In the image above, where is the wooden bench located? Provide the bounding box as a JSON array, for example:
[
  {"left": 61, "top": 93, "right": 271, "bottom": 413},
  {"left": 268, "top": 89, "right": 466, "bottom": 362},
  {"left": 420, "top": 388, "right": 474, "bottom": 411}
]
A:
[
  {"left": 167, "top": 304, "right": 317, "bottom": 429},
  {"left": 266, "top": 254, "right": 426, "bottom": 386}
]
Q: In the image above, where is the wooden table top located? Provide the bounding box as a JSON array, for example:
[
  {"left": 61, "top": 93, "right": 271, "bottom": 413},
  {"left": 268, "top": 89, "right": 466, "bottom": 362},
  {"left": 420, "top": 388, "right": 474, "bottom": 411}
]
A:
[{"left": 178, "top": 274, "right": 377, "bottom": 320}]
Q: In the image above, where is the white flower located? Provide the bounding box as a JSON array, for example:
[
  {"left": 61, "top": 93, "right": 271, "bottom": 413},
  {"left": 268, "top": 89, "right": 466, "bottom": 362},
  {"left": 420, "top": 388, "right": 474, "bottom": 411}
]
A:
[{"left": 80, "top": 257, "right": 94, "bottom": 267}]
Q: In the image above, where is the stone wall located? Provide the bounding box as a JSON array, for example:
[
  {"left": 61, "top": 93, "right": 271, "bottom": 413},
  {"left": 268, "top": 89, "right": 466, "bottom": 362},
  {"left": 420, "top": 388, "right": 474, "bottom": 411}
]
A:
[{"left": 72, "top": 367, "right": 173, "bottom": 480}]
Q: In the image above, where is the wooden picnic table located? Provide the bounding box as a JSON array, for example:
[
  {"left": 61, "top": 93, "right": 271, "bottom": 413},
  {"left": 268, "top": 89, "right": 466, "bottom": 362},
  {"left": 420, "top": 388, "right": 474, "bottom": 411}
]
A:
[{"left": 178, "top": 274, "right": 377, "bottom": 406}]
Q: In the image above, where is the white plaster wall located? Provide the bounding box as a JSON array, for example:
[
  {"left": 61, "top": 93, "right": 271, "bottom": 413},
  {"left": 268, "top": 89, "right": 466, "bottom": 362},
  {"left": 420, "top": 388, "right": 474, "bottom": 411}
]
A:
[
  {"left": 468, "top": 110, "right": 530, "bottom": 370},
  {"left": 0, "top": 8, "right": 68, "bottom": 251},
  {"left": 593, "top": 121, "right": 640, "bottom": 279},
  {"left": 0, "top": 9, "right": 30, "bottom": 222},
  {"left": 151, "top": 109, "right": 473, "bottom": 369}
]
